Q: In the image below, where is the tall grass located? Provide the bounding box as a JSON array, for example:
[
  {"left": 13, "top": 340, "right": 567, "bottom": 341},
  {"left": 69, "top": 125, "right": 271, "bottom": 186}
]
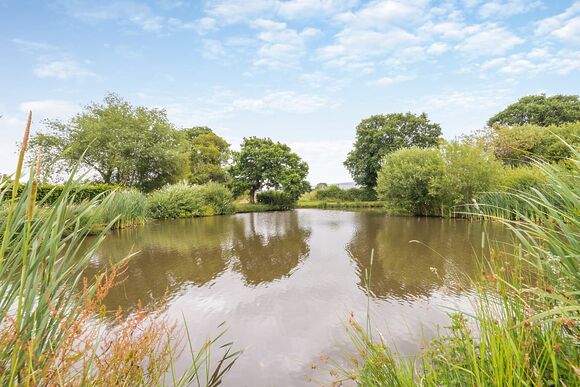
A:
[
  {"left": 0, "top": 113, "right": 240, "bottom": 385},
  {"left": 333, "top": 141, "right": 579, "bottom": 386}
]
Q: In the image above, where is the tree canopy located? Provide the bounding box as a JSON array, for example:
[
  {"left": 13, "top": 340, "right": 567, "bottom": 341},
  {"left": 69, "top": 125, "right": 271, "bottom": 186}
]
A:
[
  {"left": 229, "top": 137, "right": 310, "bottom": 203},
  {"left": 30, "top": 93, "right": 188, "bottom": 191},
  {"left": 487, "top": 94, "right": 580, "bottom": 127},
  {"left": 344, "top": 112, "right": 442, "bottom": 189},
  {"left": 182, "top": 126, "right": 230, "bottom": 185}
]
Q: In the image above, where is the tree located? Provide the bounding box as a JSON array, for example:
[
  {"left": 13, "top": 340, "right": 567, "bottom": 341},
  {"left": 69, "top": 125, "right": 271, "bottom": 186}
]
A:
[
  {"left": 487, "top": 94, "right": 580, "bottom": 127},
  {"left": 30, "top": 93, "right": 189, "bottom": 191},
  {"left": 229, "top": 137, "right": 310, "bottom": 204},
  {"left": 344, "top": 112, "right": 442, "bottom": 189},
  {"left": 182, "top": 126, "right": 230, "bottom": 185}
]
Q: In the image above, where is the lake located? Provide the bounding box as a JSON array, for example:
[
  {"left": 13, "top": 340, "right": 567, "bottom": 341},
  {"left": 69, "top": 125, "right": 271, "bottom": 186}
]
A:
[{"left": 84, "top": 209, "right": 508, "bottom": 386}]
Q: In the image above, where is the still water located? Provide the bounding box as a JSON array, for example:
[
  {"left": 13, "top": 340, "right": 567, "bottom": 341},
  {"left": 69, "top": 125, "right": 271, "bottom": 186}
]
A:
[{"left": 84, "top": 209, "right": 508, "bottom": 386}]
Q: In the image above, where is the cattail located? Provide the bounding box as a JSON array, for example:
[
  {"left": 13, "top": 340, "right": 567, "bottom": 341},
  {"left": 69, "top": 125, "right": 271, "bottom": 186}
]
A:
[
  {"left": 27, "top": 151, "right": 41, "bottom": 222},
  {"left": 14, "top": 110, "right": 32, "bottom": 191}
]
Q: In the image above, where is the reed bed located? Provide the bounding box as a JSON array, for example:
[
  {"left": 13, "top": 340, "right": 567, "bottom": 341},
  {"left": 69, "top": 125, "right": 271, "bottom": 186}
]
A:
[
  {"left": 333, "top": 140, "right": 579, "bottom": 386},
  {"left": 0, "top": 113, "right": 240, "bottom": 385}
]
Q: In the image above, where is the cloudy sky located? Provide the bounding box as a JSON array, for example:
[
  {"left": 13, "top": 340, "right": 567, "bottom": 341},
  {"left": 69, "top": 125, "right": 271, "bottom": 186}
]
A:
[{"left": 1, "top": 0, "right": 579, "bottom": 183}]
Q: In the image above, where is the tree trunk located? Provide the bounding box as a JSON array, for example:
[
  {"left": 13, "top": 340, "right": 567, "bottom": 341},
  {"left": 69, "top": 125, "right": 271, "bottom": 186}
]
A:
[{"left": 249, "top": 188, "right": 256, "bottom": 204}]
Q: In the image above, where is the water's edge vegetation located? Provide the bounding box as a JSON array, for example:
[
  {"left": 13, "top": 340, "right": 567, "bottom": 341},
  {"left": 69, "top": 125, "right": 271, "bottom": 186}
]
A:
[{"left": 2, "top": 94, "right": 579, "bottom": 385}]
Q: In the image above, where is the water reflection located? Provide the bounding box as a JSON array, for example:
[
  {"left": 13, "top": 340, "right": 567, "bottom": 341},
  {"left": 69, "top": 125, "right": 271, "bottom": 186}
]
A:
[
  {"left": 84, "top": 212, "right": 311, "bottom": 310},
  {"left": 82, "top": 209, "right": 509, "bottom": 386},
  {"left": 346, "top": 214, "right": 500, "bottom": 300},
  {"left": 231, "top": 212, "right": 310, "bottom": 285}
]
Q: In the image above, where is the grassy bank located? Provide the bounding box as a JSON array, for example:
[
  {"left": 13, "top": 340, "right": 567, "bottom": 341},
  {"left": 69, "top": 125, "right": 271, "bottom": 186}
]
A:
[
  {"left": 333, "top": 147, "right": 580, "bottom": 386},
  {"left": 233, "top": 203, "right": 282, "bottom": 213}
]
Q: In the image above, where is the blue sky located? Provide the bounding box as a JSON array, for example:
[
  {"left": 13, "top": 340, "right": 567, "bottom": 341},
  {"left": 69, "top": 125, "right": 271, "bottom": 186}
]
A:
[{"left": 1, "top": 0, "right": 579, "bottom": 183}]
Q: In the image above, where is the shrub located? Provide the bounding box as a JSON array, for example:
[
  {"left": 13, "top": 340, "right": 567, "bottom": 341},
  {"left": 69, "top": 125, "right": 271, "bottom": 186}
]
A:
[
  {"left": 431, "top": 142, "right": 502, "bottom": 214},
  {"left": 376, "top": 147, "right": 444, "bottom": 216},
  {"left": 198, "top": 182, "right": 234, "bottom": 216},
  {"left": 315, "top": 186, "right": 376, "bottom": 201},
  {"left": 1, "top": 182, "right": 120, "bottom": 205},
  {"left": 499, "top": 165, "right": 547, "bottom": 191},
  {"left": 146, "top": 181, "right": 234, "bottom": 219},
  {"left": 146, "top": 182, "right": 205, "bottom": 218},
  {"left": 491, "top": 122, "right": 580, "bottom": 165},
  {"left": 256, "top": 190, "right": 295, "bottom": 210}
]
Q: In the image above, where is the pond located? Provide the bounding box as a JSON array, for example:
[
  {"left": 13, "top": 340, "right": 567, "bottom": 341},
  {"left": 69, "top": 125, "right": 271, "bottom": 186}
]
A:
[{"left": 83, "top": 209, "right": 509, "bottom": 386}]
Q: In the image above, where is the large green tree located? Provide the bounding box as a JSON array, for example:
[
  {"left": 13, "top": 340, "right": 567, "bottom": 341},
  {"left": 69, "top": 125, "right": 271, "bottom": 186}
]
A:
[
  {"left": 229, "top": 137, "right": 310, "bottom": 203},
  {"left": 344, "top": 112, "right": 442, "bottom": 188},
  {"left": 30, "top": 93, "right": 188, "bottom": 191},
  {"left": 487, "top": 94, "right": 580, "bottom": 127},
  {"left": 182, "top": 126, "right": 230, "bottom": 184}
]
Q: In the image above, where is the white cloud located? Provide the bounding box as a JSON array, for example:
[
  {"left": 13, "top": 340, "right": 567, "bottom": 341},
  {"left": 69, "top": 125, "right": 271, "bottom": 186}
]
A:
[
  {"left": 335, "top": 0, "right": 428, "bottom": 29},
  {"left": 368, "top": 74, "right": 415, "bottom": 86},
  {"left": 33, "top": 60, "right": 95, "bottom": 80},
  {"left": 11, "top": 38, "right": 58, "bottom": 53},
  {"left": 478, "top": 0, "right": 542, "bottom": 19},
  {"left": 251, "top": 18, "right": 321, "bottom": 68},
  {"left": 480, "top": 47, "right": 580, "bottom": 75},
  {"left": 537, "top": 2, "right": 580, "bottom": 44},
  {"left": 206, "top": 0, "right": 277, "bottom": 24},
  {"left": 232, "top": 91, "right": 331, "bottom": 113},
  {"left": 456, "top": 24, "right": 524, "bottom": 56},
  {"left": 278, "top": 0, "right": 357, "bottom": 19},
  {"left": 19, "top": 100, "right": 79, "bottom": 119},
  {"left": 426, "top": 42, "right": 448, "bottom": 55}
]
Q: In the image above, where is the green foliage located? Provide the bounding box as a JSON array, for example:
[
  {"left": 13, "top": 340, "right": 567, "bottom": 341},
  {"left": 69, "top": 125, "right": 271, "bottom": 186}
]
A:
[
  {"left": 30, "top": 93, "right": 189, "bottom": 191},
  {"left": 2, "top": 182, "right": 119, "bottom": 205},
  {"left": 430, "top": 142, "right": 502, "bottom": 213},
  {"left": 487, "top": 94, "right": 580, "bottom": 127},
  {"left": 229, "top": 137, "right": 310, "bottom": 203},
  {"left": 199, "top": 181, "right": 235, "bottom": 215},
  {"left": 376, "top": 147, "right": 445, "bottom": 216},
  {"left": 182, "top": 126, "right": 230, "bottom": 185},
  {"left": 314, "top": 185, "right": 377, "bottom": 201},
  {"left": 146, "top": 181, "right": 233, "bottom": 219},
  {"left": 491, "top": 122, "right": 580, "bottom": 165},
  {"left": 337, "top": 143, "right": 580, "bottom": 386},
  {"left": 377, "top": 143, "right": 503, "bottom": 216},
  {"left": 95, "top": 188, "right": 147, "bottom": 229},
  {"left": 498, "top": 165, "right": 547, "bottom": 191},
  {"left": 344, "top": 112, "right": 442, "bottom": 188},
  {"left": 256, "top": 190, "right": 295, "bottom": 210}
]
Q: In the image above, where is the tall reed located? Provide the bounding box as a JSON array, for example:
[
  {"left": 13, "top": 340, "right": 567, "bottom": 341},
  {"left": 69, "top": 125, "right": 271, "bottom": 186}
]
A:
[
  {"left": 0, "top": 114, "right": 240, "bottom": 385},
  {"left": 332, "top": 140, "right": 579, "bottom": 386}
]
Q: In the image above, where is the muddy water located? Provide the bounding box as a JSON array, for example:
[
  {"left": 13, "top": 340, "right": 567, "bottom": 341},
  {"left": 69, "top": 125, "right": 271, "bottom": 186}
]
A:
[{"left": 83, "top": 209, "right": 508, "bottom": 386}]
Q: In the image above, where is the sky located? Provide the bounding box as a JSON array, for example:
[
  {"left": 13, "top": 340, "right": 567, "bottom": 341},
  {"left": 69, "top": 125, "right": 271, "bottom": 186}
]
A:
[{"left": 0, "top": 0, "right": 579, "bottom": 184}]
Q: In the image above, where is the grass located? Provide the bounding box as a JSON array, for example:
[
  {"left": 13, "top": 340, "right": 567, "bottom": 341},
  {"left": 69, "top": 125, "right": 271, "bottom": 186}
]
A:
[
  {"left": 332, "top": 141, "right": 580, "bottom": 386},
  {"left": 0, "top": 113, "right": 241, "bottom": 385}
]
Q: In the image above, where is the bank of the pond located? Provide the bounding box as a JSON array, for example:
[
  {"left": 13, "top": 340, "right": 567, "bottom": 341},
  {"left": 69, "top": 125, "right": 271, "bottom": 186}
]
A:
[{"left": 297, "top": 200, "right": 385, "bottom": 209}]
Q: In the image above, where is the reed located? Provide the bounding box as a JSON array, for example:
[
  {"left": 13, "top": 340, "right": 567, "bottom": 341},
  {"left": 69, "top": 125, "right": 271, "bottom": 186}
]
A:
[
  {"left": 333, "top": 140, "right": 579, "bottom": 386},
  {"left": 0, "top": 114, "right": 240, "bottom": 385}
]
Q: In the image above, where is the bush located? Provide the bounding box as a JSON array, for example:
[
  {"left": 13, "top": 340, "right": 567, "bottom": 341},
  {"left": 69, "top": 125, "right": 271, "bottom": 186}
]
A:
[
  {"left": 430, "top": 142, "right": 502, "bottom": 214},
  {"left": 146, "top": 181, "right": 234, "bottom": 219},
  {"left": 499, "top": 165, "right": 547, "bottom": 191},
  {"left": 197, "top": 182, "right": 234, "bottom": 216},
  {"left": 1, "top": 182, "right": 120, "bottom": 205},
  {"left": 491, "top": 122, "right": 580, "bottom": 165},
  {"left": 377, "top": 143, "right": 502, "bottom": 216},
  {"left": 256, "top": 190, "right": 295, "bottom": 210},
  {"left": 376, "top": 147, "right": 444, "bottom": 216},
  {"left": 315, "top": 185, "right": 376, "bottom": 201}
]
